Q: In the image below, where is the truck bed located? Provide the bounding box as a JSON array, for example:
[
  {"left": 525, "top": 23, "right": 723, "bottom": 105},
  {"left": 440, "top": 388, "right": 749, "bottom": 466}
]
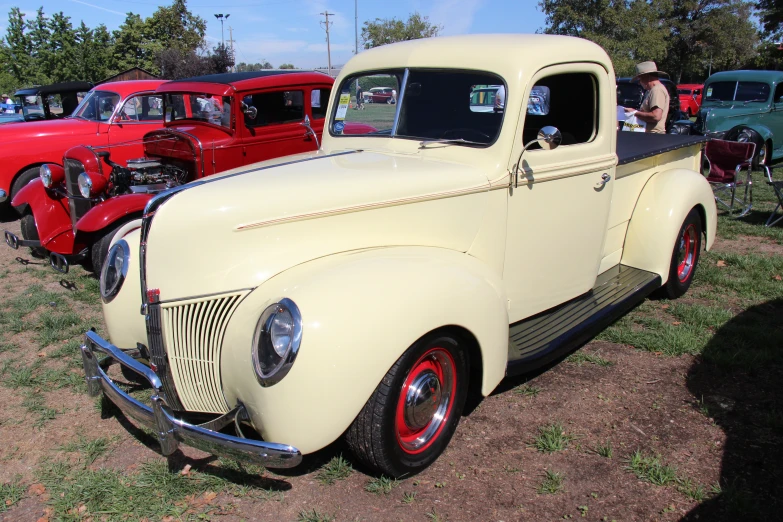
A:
[{"left": 617, "top": 132, "right": 707, "bottom": 165}]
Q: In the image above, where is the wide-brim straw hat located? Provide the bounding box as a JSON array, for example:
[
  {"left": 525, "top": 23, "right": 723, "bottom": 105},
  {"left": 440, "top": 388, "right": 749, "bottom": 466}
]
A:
[{"left": 632, "top": 61, "right": 669, "bottom": 81}]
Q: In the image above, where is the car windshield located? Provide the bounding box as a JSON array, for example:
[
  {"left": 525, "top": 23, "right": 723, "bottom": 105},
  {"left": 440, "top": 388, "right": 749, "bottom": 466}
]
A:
[
  {"left": 164, "top": 93, "right": 232, "bottom": 128},
  {"left": 332, "top": 69, "right": 504, "bottom": 146},
  {"left": 677, "top": 89, "right": 692, "bottom": 95},
  {"left": 616, "top": 83, "right": 644, "bottom": 104},
  {"left": 73, "top": 90, "right": 121, "bottom": 121},
  {"left": 704, "top": 81, "right": 770, "bottom": 103}
]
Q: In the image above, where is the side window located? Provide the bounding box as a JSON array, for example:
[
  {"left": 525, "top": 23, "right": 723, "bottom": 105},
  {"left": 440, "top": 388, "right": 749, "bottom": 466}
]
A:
[
  {"left": 311, "top": 88, "right": 330, "bottom": 119},
  {"left": 694, "top": 89, "right": 701, "bottom": 96},
  {"left": 243, "top": 90, "right": 304, "bottom": 127},
  {"left": 523, "top": 72, "right": 597, "bottom": 147},
  {"left": 119, "top": 94, "right": 163, "bottom": 122},
  {"left": 774, "top": 84, "right": 783, "bottom": 104}
]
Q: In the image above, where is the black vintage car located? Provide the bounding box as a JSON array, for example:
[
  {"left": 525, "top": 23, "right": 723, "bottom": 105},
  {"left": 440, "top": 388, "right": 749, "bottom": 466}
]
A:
[
  {"left": 616, "top": 77, "right": 686, "bottom": 133},
  {"left": 5, "top": 81, "right": 93, "bottom": 123}
]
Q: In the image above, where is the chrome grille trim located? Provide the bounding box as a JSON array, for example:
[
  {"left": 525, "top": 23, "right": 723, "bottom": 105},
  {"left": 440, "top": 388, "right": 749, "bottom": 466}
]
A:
[
  {"left": 161, "top": 290, "right": 249, "bottom": 414},
  {"left": 146, "top": 298, "right": 184, "bottom": 410},
  {"left": 64, "top": 159, "right": 92, "bottom": 227}
]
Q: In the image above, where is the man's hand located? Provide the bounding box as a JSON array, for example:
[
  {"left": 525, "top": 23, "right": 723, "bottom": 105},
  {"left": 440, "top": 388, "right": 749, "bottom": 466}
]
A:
[{"left": 624, "top": 107, "right": 636, "bottom": 114}]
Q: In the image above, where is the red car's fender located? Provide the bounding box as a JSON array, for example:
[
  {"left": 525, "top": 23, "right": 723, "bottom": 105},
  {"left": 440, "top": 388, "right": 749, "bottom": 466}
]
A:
[
  {"left": 11, "top": 179, "right": 80, "bottom": 253},
  {"left": 75, "top": 193, "right": 153, "bottom": 234}
]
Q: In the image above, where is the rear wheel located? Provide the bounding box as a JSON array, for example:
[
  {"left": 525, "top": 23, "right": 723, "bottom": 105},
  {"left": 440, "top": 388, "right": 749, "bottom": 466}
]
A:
[
  {"left": 345, "top": 332, "right": 469, "bottom": 478},
  {"left": 659, "top": 207, "right": 702, "bottom": 299}
]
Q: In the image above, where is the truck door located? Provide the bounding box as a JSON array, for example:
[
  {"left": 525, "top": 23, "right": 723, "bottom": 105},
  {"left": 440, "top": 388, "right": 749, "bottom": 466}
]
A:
[
  {"left": 503, "top": 63, "right": 616, "bottom": 323},
  {"left": 239, "top": 87, "right": 324, "bottom": 165},
  {"left": 107, "top": 93, "right": 164, "bottom": 164}
]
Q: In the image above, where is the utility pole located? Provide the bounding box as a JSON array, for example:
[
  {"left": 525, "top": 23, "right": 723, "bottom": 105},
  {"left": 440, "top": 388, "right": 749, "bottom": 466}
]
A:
[
  {"left": 355, "top": 0, "right": 359, "bottom": 56},
  {"left": 320, "top": 11, "right": 334, "bottom": 77},
  {"left": 228, "top": 26, "right": 236, "bottom": 72}
]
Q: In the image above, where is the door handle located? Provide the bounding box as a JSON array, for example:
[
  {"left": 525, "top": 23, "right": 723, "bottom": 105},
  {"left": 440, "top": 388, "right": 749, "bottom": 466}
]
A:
[{"left": 595, "top": 173, "right": 611, "bottom": 189}]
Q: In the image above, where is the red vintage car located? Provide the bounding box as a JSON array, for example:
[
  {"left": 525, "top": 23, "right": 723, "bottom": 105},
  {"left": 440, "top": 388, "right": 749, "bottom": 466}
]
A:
[
  {"left": 6, "top": 71, "right": 345, "bottom": 271},
  {"left": 0, "top": 80, "right": 165, "bottom": 217},
  {"left": 677, "top": 83, "right": 703, "bottom": 117}
]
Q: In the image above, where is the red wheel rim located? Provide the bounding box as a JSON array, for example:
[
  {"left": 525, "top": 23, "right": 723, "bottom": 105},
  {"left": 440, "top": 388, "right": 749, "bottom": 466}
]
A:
[
  {"left": 677, "top": 223, "right": 698, "bottom": 282},
  {"left": 395, "top": 347, "right": 457, "bottom": 454}
]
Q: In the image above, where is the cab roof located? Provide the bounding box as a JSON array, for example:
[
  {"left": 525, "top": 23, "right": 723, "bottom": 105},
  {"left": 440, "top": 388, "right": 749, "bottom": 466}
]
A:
[
  {"left": 15, "top": 81, "right": 93, "bottom": 97},
  {"left": 157, "top": 70, "right": 334, "bottom": 97},
  {"left": 706, "top": 70, "right": 783, "bottom": 85}
]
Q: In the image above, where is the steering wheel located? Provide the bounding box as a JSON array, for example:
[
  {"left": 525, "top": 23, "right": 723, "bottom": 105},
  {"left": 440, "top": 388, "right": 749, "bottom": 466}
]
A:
[{"left": 441, "top": 128, "right": 491, "bottom": 141}]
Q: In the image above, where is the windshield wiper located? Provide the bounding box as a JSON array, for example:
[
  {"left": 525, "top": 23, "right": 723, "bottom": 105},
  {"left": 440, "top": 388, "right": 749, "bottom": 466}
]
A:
[
  {"left": 705, "top": 98, "right": 726, "bottom": 106},
  {"left": 418, "top": 138, "right": 486, "bottom": 148},
  {"left": 743, "top": 98, "right": 767, "bottom": 105}
]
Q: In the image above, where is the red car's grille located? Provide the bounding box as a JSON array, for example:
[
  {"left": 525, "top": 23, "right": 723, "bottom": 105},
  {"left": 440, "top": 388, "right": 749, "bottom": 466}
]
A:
[{"left": 64, "top": 158, "right": 94, "bottom": 227}]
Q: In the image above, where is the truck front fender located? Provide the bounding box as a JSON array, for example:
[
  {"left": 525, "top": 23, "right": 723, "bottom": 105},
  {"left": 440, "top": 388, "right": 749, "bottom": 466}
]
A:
[
  {"left": 219, "top": 246, "right": 509, "bottom": 454},
  {"left": 11, "top": 179, "right": 77, "bottom": 252},
  {"left": 75, "top": 193, "right": 152, "bottom": 234},
  {"left": 622, "top": 168, "right": 717, "bottom": 284}
]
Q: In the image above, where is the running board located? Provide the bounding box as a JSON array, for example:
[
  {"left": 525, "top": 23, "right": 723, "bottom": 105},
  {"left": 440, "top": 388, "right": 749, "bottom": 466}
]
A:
[{"left": 506, "top": 265, "right": 661, "bottom": 377}]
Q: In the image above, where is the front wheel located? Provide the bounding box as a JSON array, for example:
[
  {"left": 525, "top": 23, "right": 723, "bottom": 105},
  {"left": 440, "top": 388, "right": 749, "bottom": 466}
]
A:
[
  {"left": 20, "top": 211, "right": 46, "bottom": 258},
  {"left": 659, "top": 207, "right": 702, "bottom": 299},
  {"left": 345, "top": 332, "right": 469, "bottom": 478}
]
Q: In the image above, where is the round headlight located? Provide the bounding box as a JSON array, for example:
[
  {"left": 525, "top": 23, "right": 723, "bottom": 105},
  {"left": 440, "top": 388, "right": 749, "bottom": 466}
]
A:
[
  {"left": 100, "top": 239, "right": 129, "bottom": 303},
  {"left": 252, "top": 298, "right": 302, "bottom": 387},
  {"left": 40, "top": 165, "right": 52, "bottom": 187},
  {"left": 78, "top": 172, "right": 93, "bottom": 198}
]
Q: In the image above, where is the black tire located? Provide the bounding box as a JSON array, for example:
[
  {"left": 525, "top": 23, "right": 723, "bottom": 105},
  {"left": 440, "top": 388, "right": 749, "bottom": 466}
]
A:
[
  {"left": 10, "top": 167, "right": 40, "bottom": 216},
  {"left": 659, "top": 207, "right": 702, "bottom": 299},
  {"left": 731, "top": 128, "right": 767, "bottom": 169},
  {"left": 345, "top": 331, "right": 469, "bottom": 478},
  {"left": 90, "top": 221, "right": 127, "bottom": 274},
  {"left": 19, "top": 211, "right": 46, "bottom": 258}
]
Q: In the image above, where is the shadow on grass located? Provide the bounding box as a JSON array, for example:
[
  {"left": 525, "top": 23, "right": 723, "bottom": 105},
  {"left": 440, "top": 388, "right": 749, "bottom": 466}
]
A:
[{"left": 682, "top": 298, "right": 783, "bottom": 521}]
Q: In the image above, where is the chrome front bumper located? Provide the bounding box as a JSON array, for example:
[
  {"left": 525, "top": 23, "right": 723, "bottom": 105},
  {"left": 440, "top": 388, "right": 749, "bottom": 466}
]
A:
[{"left": 80, "top": 330, "right": 302, "bottom": 468}]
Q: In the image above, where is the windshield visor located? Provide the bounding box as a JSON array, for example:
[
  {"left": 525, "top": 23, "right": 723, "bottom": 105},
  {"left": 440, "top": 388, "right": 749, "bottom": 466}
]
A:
[
  {"left": 331, "top": 69, "right": 504, "bottom": 146},
  {"left": 164, "top": 93, "right": 232, "bottom": 128},
  {"left": 73, "top": 90, "right": 121, "bottom": 121}
]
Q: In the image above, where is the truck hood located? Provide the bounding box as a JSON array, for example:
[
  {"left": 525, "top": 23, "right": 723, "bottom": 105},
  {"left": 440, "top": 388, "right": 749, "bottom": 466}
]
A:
[
  {"left": 700, "top": 104, "right": 770, "bottom": 132},
  {"left": 0, "top": 117, "right": 98, "bottom": 144},
  {"left": 145, "top": 150, "right": 493, "bottom": 300}
]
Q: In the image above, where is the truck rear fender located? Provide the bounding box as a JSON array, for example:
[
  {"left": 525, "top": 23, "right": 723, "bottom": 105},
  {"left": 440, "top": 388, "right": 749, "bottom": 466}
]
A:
[
  {"left": 219, "top": 246, "right": 509, "bottom": 454},
  {"left": 621, "top": 168, "right": 717, "bottom": 284},
  {"left": 75, "top": 193, "right": 152, "bottom": 234},
  {"left": 11, "top": 179, "right": 74, "bottom": 247}
]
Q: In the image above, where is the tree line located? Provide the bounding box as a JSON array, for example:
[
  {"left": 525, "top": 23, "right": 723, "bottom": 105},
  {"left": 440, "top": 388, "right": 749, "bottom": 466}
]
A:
[
  {"left": 0, "top": 0, "right": 238, "bottom": 93},
  {"left": 540, "top": 0, "right": 783, "bottom": 83}
]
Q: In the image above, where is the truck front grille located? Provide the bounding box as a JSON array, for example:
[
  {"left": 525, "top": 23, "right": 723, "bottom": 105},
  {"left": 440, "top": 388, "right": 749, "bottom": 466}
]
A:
[
  {"left": 64, "top": 158, "right": 93, "bottom": 227},
  {"left": 160, "top": 291, "right": 249, "bottom": 414}
]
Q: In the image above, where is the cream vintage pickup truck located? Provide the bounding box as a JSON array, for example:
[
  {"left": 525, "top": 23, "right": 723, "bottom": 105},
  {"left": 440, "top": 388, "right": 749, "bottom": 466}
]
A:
[{"left": 80, "top": 34, "right": 716, "bottom": 478}]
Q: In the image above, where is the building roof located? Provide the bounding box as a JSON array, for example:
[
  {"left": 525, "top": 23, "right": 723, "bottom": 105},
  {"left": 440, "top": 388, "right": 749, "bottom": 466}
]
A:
[{"left": 14, "top": 81, "right": 93, "bottom": 97}]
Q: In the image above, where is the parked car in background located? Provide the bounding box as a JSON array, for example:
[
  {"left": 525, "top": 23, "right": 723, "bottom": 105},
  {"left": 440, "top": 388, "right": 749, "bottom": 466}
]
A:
[
  {"left": 6, "top": 71, "right": 337, "bottom": 272},
  {"left": 469, "top": 85, "right": 501, "bottom": 112},
  {"left": 677, "top": 83, "right": 703, "bottom": 116},
  {"left": 83, "top": 34, "right": 715, "bottom": 479},
  {"left": 366, "top": 86, "right": 396, "bottom": 104},
  {"left": 670, "top": 70, "right": 783, "bottom": 168},
  {"left": 616, "top": 77, "right": 685, "bottom": 132},
  {"left": 0, "top": 80, "right": 164, "bottom": 218}
]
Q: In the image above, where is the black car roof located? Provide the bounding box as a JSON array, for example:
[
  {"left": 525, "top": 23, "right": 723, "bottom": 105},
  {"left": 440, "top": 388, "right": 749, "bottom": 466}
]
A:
[{"left": 14, "top": 81, "right": 94, "bottom": 97}]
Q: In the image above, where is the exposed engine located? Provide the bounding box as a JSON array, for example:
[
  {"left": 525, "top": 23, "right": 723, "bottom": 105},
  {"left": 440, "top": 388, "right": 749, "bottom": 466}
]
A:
[{"left": 98, "top": 152, "right": 189, "bottom": 195}]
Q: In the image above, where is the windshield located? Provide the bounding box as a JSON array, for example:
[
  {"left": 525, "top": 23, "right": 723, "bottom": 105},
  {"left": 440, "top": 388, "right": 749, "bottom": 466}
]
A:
[
  {"left": 164, "top": 93, "right": 232, "bottom": 128},
  {"left": 332, "top": 69, "right": 504, "bottom": 145},
  {"left": 705, "top": 81, "right": 770, "bottom": 103},
  {"left": 677, "top": 89, "right": 692, "bottom": 95},
  {"left": 616, "top": 83, "right": 644, "bottom": 105},
  {"left": 73, "top": 90, "right": 121, "bottom": 121}
]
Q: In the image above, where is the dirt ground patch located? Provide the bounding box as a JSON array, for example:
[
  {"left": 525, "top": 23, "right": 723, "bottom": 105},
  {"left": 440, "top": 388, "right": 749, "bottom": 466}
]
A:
[{"left": 1, "top": 213, "right": 782, "bottom": 521}]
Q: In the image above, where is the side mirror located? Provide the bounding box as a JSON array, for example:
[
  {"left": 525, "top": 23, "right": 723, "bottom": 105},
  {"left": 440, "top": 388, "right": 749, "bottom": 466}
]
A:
[
  {"left": 300, "top": 115, "right": 320, "bottom": 150},
  {"left": 535, "top": 126, "right": 561, "bottom": 150},
  {"left": 243, "top": 104, "right": 258, "bottom": 120},
  {"left": 512, "top": 126, "right": 561, "bottom": 188}
]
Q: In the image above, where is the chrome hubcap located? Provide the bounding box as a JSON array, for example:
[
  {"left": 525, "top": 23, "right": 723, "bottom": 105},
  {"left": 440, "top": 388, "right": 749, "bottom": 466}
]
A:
[{"left": 404, "top": 371, "right": 442, "bottom": 430}]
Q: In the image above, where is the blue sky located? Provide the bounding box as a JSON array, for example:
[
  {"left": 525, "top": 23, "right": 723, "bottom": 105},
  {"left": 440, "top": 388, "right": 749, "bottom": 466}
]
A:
[{"left": 0, "top": 0, "right": 546, "bottom": 68}]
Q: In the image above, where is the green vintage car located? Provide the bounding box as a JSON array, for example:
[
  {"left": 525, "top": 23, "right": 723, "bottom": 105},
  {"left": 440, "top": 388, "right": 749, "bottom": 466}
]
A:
[{"left": 672, "top": 70, "right": 783, "bottom": 167}]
